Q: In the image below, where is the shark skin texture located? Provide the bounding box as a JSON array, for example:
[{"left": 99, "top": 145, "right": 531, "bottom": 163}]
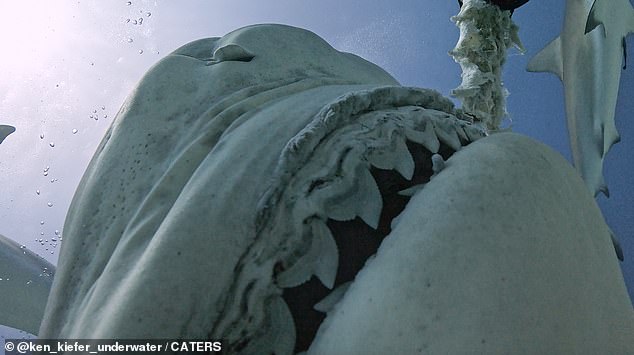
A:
[
  {"left": 0, "top": 234, "right": 55, "bottom": 335},
  {"left": 34, "top": 24, "right": 632, "bottom": 353},
  {"left": 527, "top": 0, "right": 634, "bottom": 197}
]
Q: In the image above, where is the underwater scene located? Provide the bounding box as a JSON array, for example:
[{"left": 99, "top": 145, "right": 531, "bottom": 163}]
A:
[{"left": 0, "top": 1, "right": 632, "bottom": 353}]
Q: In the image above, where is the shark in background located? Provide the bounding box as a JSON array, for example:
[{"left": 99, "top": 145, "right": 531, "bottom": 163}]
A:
[
  {"left": 0, "top": 234, "right": 54, "bottom": 335},
  {"left": 0, "top": 125, "right": 15, "bottom": 145},
  {"left": 527, "top": 0, "right": 634, "bottom": 197}
]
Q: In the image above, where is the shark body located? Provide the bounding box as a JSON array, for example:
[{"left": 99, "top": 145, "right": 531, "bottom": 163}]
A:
[
  {"left": 0, "top": 234, "right": 54, "bottom": 335},
  {"left": 527, "top": 0, "right": 634, "bottom": 197}
]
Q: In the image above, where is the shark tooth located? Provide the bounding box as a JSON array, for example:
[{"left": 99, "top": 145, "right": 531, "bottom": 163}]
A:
[
  {"left": 463, "top": 124, "right": 486, "bottom": 142},
  {"left": 366, "top": 139, "right": 415, "bottom": 180},
  {"left": 392, "top": 139, "right": 415, "bottom": 180},
  {"left": 312, "top": 219, "right": 339, "bottom": 289},
  {"left": 314, "top": 281, "right": 352, "bottom": 313},
  {"left": 276, "top": 249, "right": 315, "bottom": 289},
  {"left": 406, "top": 120, "right": 440, "bottom": 153},
  {"left": 431, "top": 154, "right": 446, "bottom": 175},
  {"left": 276, "top": 219, "right": 339, "bottom": 289},
  {"left": 241, "top": 296, "right": 296, "bottom": 355},
  {"left": 433, "top": 120, "right": 462, "bottom": 151},
  {"left": 354, "top": 168, "right": 383, "bottom": 229},
  {"left": 398, "top": 184, "right": 425, "bottom": 197},
  {"left": 325, "top": 192, "right": 358, "bottom": 222},
  {"left": 455, "top": 124, "right": 469, "bottom": 142},
  {"left": 325, "top": 154, "right": 365, "bottom": 222}
]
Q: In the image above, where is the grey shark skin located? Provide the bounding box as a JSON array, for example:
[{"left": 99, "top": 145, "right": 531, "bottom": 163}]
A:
[
  {"left": 34, "top": 24, "right": 633, "bottom": 354},
  {"left": 527, "top": 0, "right": 634, "bottom": 197},
  {"left": 0, "top": 125, "right": 16, "bottom": 145},
  {"left": 0, "top": 234, "right": 55, "bottom": 335}
]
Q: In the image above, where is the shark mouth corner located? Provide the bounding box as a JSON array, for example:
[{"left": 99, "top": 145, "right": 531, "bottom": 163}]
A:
[{"left": 211, "top": 87, "right": 486, "bottom": 354}]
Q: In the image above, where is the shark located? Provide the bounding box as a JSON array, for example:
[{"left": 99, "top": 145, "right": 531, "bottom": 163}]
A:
[
  {"left": 0, "top": 125, "right": 16, "bottom": 145},
  {"left": 527, "top": 0, "right": 634, "bottom": 197},
  {"left": 0, "top": 234, "right": 55, "bottom": 335}
]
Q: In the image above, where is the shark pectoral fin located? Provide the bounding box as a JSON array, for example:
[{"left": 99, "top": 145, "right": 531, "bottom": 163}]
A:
[
  {"left": 0, "top": 125, "right": 16, "bottom": 145},
  {"left": 527, "top": 37, "right": 563, "bottom": 80},
  {"left": 585, "top": 0, "right": 604, "bottom": 35},
  {"left": 0, "top": 234, "right": 55, "bottom": 335}
]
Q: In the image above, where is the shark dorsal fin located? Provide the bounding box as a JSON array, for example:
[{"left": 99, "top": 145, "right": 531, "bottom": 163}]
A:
[{"left": 527, "top": 37, "right": 563, "bottom": 80}]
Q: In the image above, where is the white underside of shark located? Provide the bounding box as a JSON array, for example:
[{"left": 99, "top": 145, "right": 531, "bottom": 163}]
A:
[{"left": 527, "top": 0, "right": 634, "bottom": 197}]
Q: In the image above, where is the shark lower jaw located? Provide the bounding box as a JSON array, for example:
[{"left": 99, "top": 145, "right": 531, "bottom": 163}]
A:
[{"left": 213, "top": 94, "right": 486, "bottom": 354}]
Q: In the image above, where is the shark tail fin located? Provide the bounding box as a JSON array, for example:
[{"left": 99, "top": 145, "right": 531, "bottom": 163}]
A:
[{"left": 527, "top": 37, "right": 563, "bottom": 80}]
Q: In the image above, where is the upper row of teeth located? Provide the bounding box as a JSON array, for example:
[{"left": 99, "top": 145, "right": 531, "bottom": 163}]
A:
[
  {"left": 275, "top": 106, "right": 486, "bottom": 296},
  {"left": 221, "top": 96, "right": 487, "bottom": 354}
]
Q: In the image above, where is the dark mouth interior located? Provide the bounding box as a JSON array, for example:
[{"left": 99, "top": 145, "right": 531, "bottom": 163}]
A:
[{"left": 282, "top": 141, "right": 457, "bottom": 353}]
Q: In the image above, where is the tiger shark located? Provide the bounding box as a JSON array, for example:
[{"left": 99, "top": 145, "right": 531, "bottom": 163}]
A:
[{"left": 527, "top": 0, "right": 634, "bottom": 197}]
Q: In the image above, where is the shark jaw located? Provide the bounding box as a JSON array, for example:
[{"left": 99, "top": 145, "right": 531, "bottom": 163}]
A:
[{"left": 209, "top": 87, "right": 486, "bottom": 354}]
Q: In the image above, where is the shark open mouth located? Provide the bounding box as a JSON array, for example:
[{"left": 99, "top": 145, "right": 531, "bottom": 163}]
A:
[{"left": 210, "top": 86, "right": 486, "bottom": 354}]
